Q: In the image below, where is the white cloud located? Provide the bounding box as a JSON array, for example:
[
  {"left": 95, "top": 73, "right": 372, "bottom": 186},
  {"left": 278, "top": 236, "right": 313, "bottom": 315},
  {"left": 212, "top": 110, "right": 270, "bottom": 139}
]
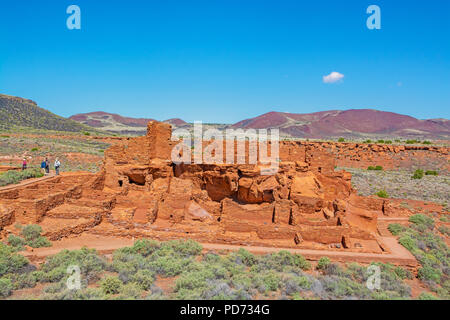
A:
[{"left": 323, "top": 71, "right": 344, "bottom": 84}]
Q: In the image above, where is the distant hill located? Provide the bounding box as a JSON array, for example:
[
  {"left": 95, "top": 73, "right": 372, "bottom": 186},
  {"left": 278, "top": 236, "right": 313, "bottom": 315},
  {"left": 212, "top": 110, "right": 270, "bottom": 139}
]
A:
[
  {"left": 71, "top": 109, "right": 450, "bottom": 139},
  {"left": 232, "top": 109, "right": 450, "bottom": 139},
  {"left": 0, "top": 94, "right": 95, "bottom": 133},
  {"left": 70, "top": 112, "right": 188, "bottom": 134}
]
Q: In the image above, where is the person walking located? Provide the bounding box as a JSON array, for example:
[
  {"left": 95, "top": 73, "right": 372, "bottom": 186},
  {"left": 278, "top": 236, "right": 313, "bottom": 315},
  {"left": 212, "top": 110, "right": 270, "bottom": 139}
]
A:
[
  {"left": 41, "top": 158, "right": 46, "bottom": 175},
  {"left": 45, "top": 158, "right": 50, "bottom": 175},
  {"left": 54, "top": 158, "right": 61, "bottom": 176},
  {"left": 22, "top": 158, "right": 27, "bottom": 171}
]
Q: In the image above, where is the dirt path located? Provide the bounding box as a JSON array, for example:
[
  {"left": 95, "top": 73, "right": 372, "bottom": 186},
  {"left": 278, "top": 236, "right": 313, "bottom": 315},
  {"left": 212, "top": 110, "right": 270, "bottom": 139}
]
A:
[{"left": 22, "top": 233, "right": 418, "bottom": 267}]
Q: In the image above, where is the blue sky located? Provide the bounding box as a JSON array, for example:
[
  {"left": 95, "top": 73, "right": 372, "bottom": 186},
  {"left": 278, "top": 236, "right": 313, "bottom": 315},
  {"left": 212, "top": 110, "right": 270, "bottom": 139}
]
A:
[{"left": 0, "top": 0, "right": 449, "bottom": 123}]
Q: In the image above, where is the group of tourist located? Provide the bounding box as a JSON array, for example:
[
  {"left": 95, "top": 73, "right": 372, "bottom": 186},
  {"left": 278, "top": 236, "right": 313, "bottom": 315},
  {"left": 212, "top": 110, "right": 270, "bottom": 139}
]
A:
[
  {"left": 20, "top": 157, "right": 61, "bottom": 176},
  {"left": 39, "top": 158, "right": 61, "bottom": 175}
]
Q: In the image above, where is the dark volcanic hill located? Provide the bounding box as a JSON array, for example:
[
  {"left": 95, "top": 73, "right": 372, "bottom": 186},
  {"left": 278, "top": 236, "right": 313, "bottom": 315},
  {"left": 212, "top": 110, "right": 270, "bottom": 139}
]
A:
[
  {"left": 0, "top": 94, "right": 94, "bottom": 133},
  {"left": 232, "top": 109, "right": 450, "bottom": 139}
]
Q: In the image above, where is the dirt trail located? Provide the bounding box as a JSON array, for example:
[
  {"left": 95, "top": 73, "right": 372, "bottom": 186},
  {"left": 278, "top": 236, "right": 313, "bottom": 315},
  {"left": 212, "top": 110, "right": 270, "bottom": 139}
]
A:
[{"left": 22, "top": 234, "right": 417, "bottom": 267}]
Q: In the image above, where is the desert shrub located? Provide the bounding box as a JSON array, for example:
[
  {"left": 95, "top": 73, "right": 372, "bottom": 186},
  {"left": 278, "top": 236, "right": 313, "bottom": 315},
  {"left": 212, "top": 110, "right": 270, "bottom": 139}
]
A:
[
  {"left": 233, "top": 248, "right": 257, "bottom": 267},
  {"left": 409, "top": 214, "right": 434, "bottom": 228},
  {"left": 149, "top": 255, "right": 193, "bottom": 277},
  {"left": 422, "top": 141, "right": 432, "bottom": 145},
  {"left": 316, "top": 257, "right": 331, "bottom": 270},
  {"left": 385, "top": 140, "right": 392, "bottom": 144},
  {"left": 131, "top": 269, "right": 155, "bottom": 290},
  {"left": 72, "top": 287, "right": 108, "bottom": 300},
  {"left": 398, "top": 235, "right": 417, "bottom": 252},
  {"left": 99, "top": 276, "right": 123, "bottom": 295},
  {"left": 320, "top": 275, "right": 370, "bottom": 299},
  {"left": 28, "top": 236, "right": 52, "bottom": 248},
  {"left": 255, "top": 271, "right": 281, "bottom": 291},
  {"left": 412, "top": 169, "right": 424, "bottom": 179},
  {"left": 39, "top": 248, "right": 106, "bottom": 284},
  {"left": 0, "top": 168, "right": 44, "bottom": 187},
  {"left": 20, "top": 224, "right": 51, "bottom": 248},
  {"left": 252, "top": 251, "right": 310, "bottom": 272},
  {"left": 131, "top": 239, "right": 160, "bottom": 257},
  {"left": 367, "top": 165, "right": 383, "bottom": 171},
  {"left": 7, "top": 234, "right": 25, "bottom": 250},
  {"left": 388, "top": 224, "right": 404, "bottom": 236},
  {"left": 21, "top": 224, "right": 42, "bottom": 241},
  {"left": 0, "top": 243, "right": 30, "bottom": 277},
  {"left": 394, "top": 266, "right": 412, "bottom": 280},
  {"left": 425, "top": 170, "right": 438, "bottom": 176},
  {"left": 363, "top": 139, "right": 372, "bottom": 143},
  {"left": 161, "top": 239, "right": 202, "bottom": 257},
  {"left": 377, "top": 140, "right": 384, "bottom": 144},
  {"left": 338, "top": 138, "right": 345, "bottom": 142},
  {"left": 282, "top": 275, "right": 312, "bottom": 296},
  {"left": 418, "top": 266, "right": 442, "bottom": 283},
  {"left": 118, "top": 282, "right": 143, "bottom": 300},
  {"left": 418, "top": 292, "right": 438, "bottom": 300},
  {"left": 375, "top": 190, "right": 389, "bottom": 198},
  {"left": 438, "top": 226, "right": 449, "bottom": 236},
  {"left": 406, "top": 139, "right": 419, "bottom": 144},
  {"left": 175, "top": 270, "right": 210, "bottom": 292},
  {"left": 0, "top": 278, "right": 13, "bottom": 297}
]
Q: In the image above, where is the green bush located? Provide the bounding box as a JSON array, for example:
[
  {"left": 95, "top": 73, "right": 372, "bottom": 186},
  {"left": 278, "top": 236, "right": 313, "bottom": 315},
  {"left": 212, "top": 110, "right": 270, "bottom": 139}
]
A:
[
  {"left": 398, "top": 235, "right": 416, "bottom": 251},
  {"left": 438, "top": 226, "right": 449, "bottom": 236},
  {"left": 234, "top": 248, "right": 257, "bottom": 266},
  {"left": 418, "top": 266, "right": 442, "bottom": 283},
  {"left": 363, "top": 139, "right": 372, "bottom": 143},
  {"left": 388, "top": 224, "right": 404, "bottom": 236},
  {"left": 161, "top": 239, "right": 202, "bottom": 257},
  {"left": 0, "top": 243, "right": 30, "bottom": 277},
  {"left": 20, "top": 224, "right": 51, "bottom": 248},
  {"left": 131, "top": 269, "right": 155, "bottom": 290},
  {"left": 422, "top": 141, "right": 432, "bottom": 145},
  {"left": 7, "top": 234, "right": 25, "bottom": 250},
  {"left": 368, "top": 165, "right": 383, "bottom": 171},
  {"left": 418, "top": 292, "right": 437, "bottom": 300},
  {"left": 385, "top": 140, "right": 392, "bottom": 144},
  {"left": 338, "top": 138, "right": 345, "bottom": 142},
  {"left": 425, "top": 170, "right": 438, "bottom": 176},
  {"left": 39, "top": 247, "right": 106, "bottom": 283},
  {"left": 412, "top": 169, "right": 424, "bottom": 179},
  {"left": 409, "top": 214, "right": 434, "bottom": 228},
  {"left": 100, "top": 276, "right": 123, "bottom": 295},
  {"left": 376, "top": 190, "right": 389, "bottom": 198},
  {"left": 21, "top": 224, "right": 43, "bottom": 242},
  {"left": 0, "top": 168, "right": 44, "bottom": 187},
  {"left": 255, "top": 271, "right": 281, "bottom": 291},
  {"left": 131, "top": 239, "right": 160, "bottom": 257},
  {"left": 317, "top": 257, "right": 331, "bottom": 270},
  {"left": 0, "top": 278, "right": 13, "bottom": 297},
  {"left": 377, "top": 140, "right": 384, "bottom": 144},
  {"left": 118, "top": 282, "right": 143, "bottom": 300}
]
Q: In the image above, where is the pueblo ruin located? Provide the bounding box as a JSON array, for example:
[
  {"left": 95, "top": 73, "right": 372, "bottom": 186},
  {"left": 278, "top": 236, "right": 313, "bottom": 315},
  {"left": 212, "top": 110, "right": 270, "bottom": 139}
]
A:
[{"left": 0, "top": 121, "right": 447, "bottom": 257}]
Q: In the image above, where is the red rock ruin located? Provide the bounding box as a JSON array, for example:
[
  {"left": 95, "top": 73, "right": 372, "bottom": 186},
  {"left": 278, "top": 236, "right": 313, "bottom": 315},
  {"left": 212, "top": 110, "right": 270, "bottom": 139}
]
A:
[{"left": 0, "top": 121, "right": 447, "bottom": 256}]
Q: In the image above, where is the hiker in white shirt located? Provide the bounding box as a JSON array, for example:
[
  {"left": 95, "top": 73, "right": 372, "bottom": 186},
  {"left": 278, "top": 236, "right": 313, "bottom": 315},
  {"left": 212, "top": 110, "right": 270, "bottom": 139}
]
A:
[{"left": 54, "top": 158, "right": 61, "bottom": 176}]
